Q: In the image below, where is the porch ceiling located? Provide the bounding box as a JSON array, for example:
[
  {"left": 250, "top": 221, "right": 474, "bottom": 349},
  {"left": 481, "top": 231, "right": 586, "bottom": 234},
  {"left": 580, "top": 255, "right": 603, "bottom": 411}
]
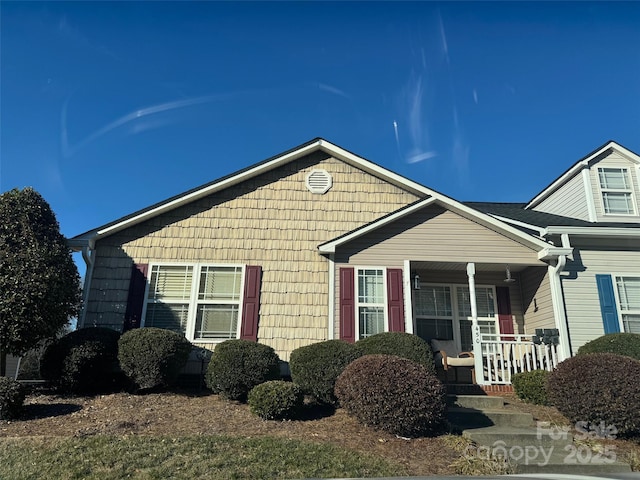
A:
[{"left": 411, "top": 261, "right": 539, "bottom": 272}]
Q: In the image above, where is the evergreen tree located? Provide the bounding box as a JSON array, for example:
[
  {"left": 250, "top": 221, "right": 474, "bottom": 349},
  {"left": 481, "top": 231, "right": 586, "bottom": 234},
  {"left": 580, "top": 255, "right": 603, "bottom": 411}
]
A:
[{"left": 0, "top": 188, "right": 81, "bottom": 376}]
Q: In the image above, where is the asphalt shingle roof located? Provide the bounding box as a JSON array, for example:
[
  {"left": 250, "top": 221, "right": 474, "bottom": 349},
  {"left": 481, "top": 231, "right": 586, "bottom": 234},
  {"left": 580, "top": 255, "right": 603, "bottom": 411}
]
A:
[{"left": 465, "top": 202, "right": 640, "bottom": 229}]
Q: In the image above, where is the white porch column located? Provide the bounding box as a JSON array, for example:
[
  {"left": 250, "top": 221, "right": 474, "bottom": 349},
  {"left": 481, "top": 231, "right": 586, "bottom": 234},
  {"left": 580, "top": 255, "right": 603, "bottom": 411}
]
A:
[{"left": 467, "top": 262, "right": 486, "bottom": 384}]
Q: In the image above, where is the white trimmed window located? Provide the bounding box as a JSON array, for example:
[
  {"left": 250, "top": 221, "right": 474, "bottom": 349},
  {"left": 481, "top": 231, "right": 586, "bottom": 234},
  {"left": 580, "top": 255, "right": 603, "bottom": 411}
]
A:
[
  {"left": 143, "top": 264, "right": 243, "bottom": 342},
  {"left": 598, "top": 167, "right": 636, "bottom": 215},
  {"left": 356, "top": 268, "right": 386, "bottom": 339},
  {"left": 616, "top": 276, "right": 640, "bottom": 334}
]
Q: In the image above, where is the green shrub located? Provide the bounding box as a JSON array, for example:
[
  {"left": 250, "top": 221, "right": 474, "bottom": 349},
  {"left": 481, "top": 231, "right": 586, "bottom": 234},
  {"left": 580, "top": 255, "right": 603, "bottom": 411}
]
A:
[
  {"left": 248, "top": 380, "right": 304, "bottom": 420},
  {"left": 289, "top": 340, "right": 361, "bottom": 406},
  {"left": 577, "top": 333, "right": 640, "bottom": 360},
  {"left": 205, "top": 339, "right": 280, "bottom": 402},
  {"left": 356, "top": 332, "right": 435, "bottom": 374},
  {"left": 335, "top": 354, "right": 446, "bottom": 437},
  {"left": 118, "top": 328, "right": 193, "bottom": 392},
  {"left": 0, "top": 377, "right": 25, "bottom": 420},
  {"left": 511, "top": 370, "right": 549, "bottom": 405},
  {"left": 40, "top": 327, "right": 122, "bottom": 394},
  {"left": 548, "top": 353, "right": 640, "bottom": 437}
]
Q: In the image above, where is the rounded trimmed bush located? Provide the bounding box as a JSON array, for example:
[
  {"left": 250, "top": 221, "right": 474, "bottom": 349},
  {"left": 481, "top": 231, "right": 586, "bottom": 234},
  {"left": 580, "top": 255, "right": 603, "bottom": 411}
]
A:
[
  {"left": 356, "top": 332, "right": 435, "bottom": 374},
  {"left": 335, "top": 354, "right": 446, "bottom": 437},
  {"left": 248, "top": 380, "right": 303, "bottom": 420},
  {"left": 577, "top": 333, "right": 640, "bottom": 360},
  {"left": 548, "top": 353, "right": 640, "bottom": 437},
  {"left": 0, "top": 377, "right": 25, "bottom": 420},
  {"left": 40, "top": 327, "right": 122, "bottom": 393},
  {"left": 205, "top": 339, "right": 280, "bottom": 402},
  {"left": 118, "top": 328, "right": 193, "bottom": 392},
  {"left": 511, "top": 370, "right": 549, "bottom": 405},
  {"left": 289, "top": 340, "right": 361, "bottom": 406}
]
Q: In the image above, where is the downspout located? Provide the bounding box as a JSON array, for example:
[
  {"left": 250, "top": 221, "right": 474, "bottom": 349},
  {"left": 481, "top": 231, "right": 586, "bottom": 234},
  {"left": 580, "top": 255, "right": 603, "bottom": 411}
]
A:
[
  {"left": 548, "top": 234, "right": 572, "bottom": 360},
  {"left": 78, "top": 240, "right": 96, "bottom": 329},
  {"left": 467, "top": 263, "right": 485, "bottom": 384}
]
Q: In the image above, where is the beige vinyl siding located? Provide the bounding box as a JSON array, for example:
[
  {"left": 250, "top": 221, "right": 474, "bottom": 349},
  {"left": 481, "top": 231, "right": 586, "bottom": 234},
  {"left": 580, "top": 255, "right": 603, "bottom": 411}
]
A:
[
  {"left": 519, "top": 266, "right": 554, "bottom": 333},
  {"left": 85, "top": 151, "right": 419, "bottom": 360},
  {"left": 562, "top": 245, "right": 640, "bottom": 354},
  {"left": 533, "top": 172, "right": 589, "bottom": 220},
  {"left": 332, "top": 205, "right": 549, "bottom": 338},
  {"left": 589, "top": 151, "right": 640, "bottom": 222},
  {"left": 334, "top": 205, "right": 541, "bottom": 265}
]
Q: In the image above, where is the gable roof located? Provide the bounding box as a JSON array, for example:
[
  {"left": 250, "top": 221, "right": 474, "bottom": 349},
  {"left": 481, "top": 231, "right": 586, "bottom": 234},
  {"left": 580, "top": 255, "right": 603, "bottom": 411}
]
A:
[
  {"left": 70, "top": 138, "right": 437, "bottom": 246},
  {"left": 319, "top": 197, "right": 559, "bottom": 257},
  {"left": 526, "top": 140, "right": 640, "bottom": 210}
]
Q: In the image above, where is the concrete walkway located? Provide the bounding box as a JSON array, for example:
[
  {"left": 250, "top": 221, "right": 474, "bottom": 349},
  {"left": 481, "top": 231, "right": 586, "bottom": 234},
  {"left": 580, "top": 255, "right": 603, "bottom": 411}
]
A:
[{"left": 447, "top": 394, "right": 632, "bottom": 474}]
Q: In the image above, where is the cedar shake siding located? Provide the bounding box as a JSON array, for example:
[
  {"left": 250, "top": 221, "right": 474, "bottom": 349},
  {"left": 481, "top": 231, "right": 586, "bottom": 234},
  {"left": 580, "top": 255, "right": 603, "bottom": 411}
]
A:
[{"left": 84, "top": 151, "right": 419, "bottom": 360}]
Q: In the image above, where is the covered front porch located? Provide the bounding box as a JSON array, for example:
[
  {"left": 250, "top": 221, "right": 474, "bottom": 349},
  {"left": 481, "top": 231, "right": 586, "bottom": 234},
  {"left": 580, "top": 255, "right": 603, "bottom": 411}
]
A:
[{"left": 405, "top": 260, "right": 566, "bottom": 386}]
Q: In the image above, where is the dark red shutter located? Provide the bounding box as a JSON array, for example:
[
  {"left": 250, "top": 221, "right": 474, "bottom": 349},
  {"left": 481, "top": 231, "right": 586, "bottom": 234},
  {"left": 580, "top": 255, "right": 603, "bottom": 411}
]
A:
[
  {"left": 339, "top": 268, "right": 356, "bottom": 343},
  {"left": 123, "top": 263, "right": 148, "bottom": 331},
  {"left": 387, "top": 269, "right": 405, "bottom": 332},
  {"left": 496, "top": 286, "right": 514, "bottom": 340},
  {"left": 240, "top": 265, "right": 262, "bottom": 341}
]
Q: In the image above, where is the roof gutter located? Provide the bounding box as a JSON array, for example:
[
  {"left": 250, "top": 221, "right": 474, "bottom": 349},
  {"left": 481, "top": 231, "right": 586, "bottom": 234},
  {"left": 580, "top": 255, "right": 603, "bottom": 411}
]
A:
[{"left": 544, "top": 226, "right": 640, "bottom": 237}]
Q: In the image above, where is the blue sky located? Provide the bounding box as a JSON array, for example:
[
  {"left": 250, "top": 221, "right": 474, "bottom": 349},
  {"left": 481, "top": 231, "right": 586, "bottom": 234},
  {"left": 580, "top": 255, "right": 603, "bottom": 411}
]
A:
[{"left": 2, "top": 1, "right": 640, "bottom": 271}]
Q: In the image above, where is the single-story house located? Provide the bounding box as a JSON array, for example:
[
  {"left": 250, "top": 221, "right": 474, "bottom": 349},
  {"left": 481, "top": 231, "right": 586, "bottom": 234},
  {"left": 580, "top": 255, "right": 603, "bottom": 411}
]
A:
[{"left": 68, "top": 139, "right": 640, "bottom": 385}]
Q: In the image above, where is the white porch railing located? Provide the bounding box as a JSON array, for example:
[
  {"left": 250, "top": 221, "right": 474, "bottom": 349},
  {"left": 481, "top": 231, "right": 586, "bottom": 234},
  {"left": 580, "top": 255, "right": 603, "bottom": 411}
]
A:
[{"left": 479, "top": 334, "right": 560, "bottom": 385}]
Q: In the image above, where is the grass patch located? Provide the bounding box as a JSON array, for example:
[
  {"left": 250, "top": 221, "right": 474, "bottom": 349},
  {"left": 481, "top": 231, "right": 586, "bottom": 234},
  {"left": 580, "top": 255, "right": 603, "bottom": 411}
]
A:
[{"left": 0, "top": 434, "right": 405, "bottom": 479}]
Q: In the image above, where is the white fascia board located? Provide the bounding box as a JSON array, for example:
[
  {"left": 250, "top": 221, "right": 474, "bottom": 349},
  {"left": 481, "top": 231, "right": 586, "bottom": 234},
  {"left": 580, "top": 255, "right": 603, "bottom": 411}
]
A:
[
  {"left": 538, "top": 247, "right": 574, "bottom": 261},
  {"left": 318, "top": 197, "right": 437, "bottom": 253},
  {"left": 544, "top": 226, "right": 640, "bottom": 237},
  {"left": 527, "top": 141, "right": 640, "bottom": 210}
]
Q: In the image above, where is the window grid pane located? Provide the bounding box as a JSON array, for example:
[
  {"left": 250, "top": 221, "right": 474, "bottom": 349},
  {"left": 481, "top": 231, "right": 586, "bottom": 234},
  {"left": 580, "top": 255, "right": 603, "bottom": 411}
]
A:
[
  {"left": 415, "top": 286, "right": 452, "bottom": 317},
  {"left": 617, "top": 277, "right": 640, "bottom": 311},
  {"left": 456, "top": 286, "right": 495, "bottom": 318},
  {"left": 198, "top": 266, "right": 242, "bottom": 301},
  {"left": 359, "top": 306, "right": 384, "bottom": 338},
  {"left": 194, "top": 304, "right": 239, "bottom": 340},
  {"left": 145, "top": 303, "right": 189, "bottom": 334},
  {"left": 603, "top": 192, "right": 634, "bottom": 215},
  {"left": 623, "top": 315, "right": 640, "bottom": 334},
  {"left": 148, "top": 265, "right": 193, "bottom": 301},
  {"left": 358, "top": 269, "right": 384, "bottom": 304},
  {"left": 599, "top": 168, "right": 630, "bottom": 190}
]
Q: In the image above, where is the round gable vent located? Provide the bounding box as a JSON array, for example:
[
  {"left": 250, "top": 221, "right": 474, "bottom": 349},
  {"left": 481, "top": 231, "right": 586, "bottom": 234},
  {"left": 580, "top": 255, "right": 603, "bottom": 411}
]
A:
[{"left": 305, "top": 169, "right": 333, "bottom": 194}]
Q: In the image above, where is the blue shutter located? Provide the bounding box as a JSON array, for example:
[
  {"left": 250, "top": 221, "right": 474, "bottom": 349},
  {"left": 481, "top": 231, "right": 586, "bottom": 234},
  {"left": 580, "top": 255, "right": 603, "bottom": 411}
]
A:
[{"left": 596, "top": 274, "right": 620, "bottom": 334}]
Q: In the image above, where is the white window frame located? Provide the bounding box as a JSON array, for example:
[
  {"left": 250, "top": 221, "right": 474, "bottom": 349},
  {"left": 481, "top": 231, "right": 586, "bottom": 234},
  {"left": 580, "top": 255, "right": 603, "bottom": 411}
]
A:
[
  {"left": 597, "top": 166, "right": 637, "bottom": 216},
  {"left": 355, "top": 267, "right": 388, "bottom": 340},
  {"left": 141, "top": 262, "right": 246, "bottom": 343},
  {"left": 415, "top": 282, "right": 498, "bottom": 352},
  {"left": 613, "top": 275, "right": 640, "bottom": 334}
]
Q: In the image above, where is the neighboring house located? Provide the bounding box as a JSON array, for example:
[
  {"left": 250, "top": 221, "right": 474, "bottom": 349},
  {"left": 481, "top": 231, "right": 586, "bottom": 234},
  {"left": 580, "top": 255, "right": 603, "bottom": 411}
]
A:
[{"left": 69, "top": 139, "right": 640, "bottom": 385}]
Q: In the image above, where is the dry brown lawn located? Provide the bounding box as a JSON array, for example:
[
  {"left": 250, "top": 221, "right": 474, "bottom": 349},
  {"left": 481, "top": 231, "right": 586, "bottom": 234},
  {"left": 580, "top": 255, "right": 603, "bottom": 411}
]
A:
[{"left": 0, "top": 390, "right": 461, "bottom": 476}]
